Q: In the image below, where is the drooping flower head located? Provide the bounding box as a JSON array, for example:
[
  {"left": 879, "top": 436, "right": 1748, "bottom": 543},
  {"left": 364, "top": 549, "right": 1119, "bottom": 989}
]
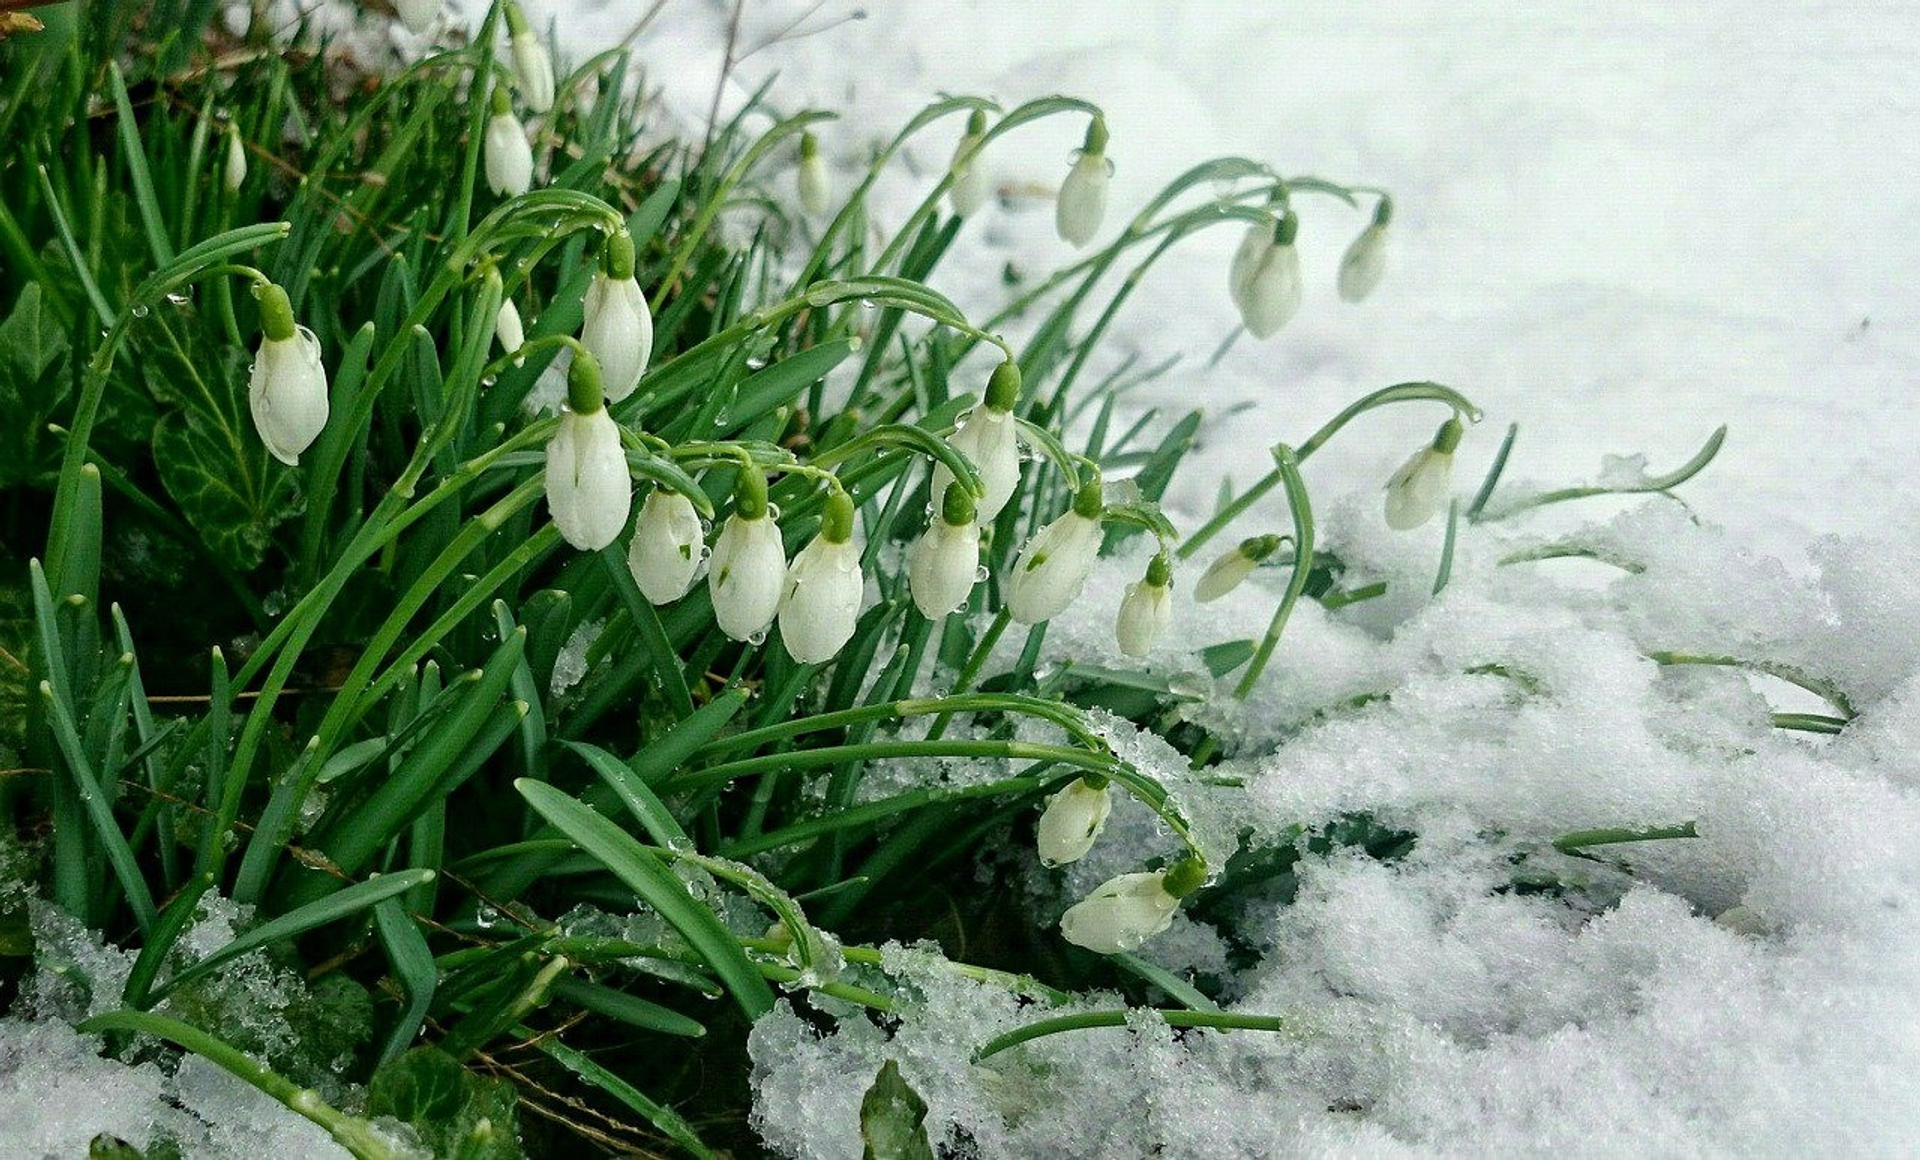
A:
[
  {"left": 1234, "top": 211, "right": 1303, "bottom": 338},
  {"left": 247, "top": 282, "right": 329, "bottom": 466},
  {"left": 1193, "top": 534, "right": 1284, "bottom": 603},
  {"left": 1055, "top": 115, "right": 1111, "bottom": 248},
  {"left": 797, "top": 130, "right": 830, "bottom": 218},
  {"left": 1036, "top": 776, "right": 1113, "bottom": 867},
  {"left": 948, "top": 108, "right": 992, "bottom": 218},
  {"left": 224, "top": 123, "right": 247, "bottom": 192},
  {"left": 709, "top": 466, "right": 787, "bottom": 642},
  {"left": 1059, "top": 855, "right": 1208, "bottom": 954},
  {"left": 1338, "top": 195, "right": 1391, "bottom": 303},
  {"left": 779, "top": 487, "right": 864, "bottom": 664},
  {"left": 909, "top": 482, "right": 982, "bottom": 620},
  {"left": 544, "top": 349, "right": 631, "bottom": 551},
  {"left": 483, "top": 83, "right": 533, "bottom": 197},
  {"left": 580, "top": 228, "right": 653, "bottom": 403},
  {"left": 504, "top": 0, "right": 554, "bottom": 113},
  {"left": 1115, "top": 552, "right": 1173, "bottom": 657},
  {"left": 1007, "top": 479, "right": 1104, "bottom": 625},
  {"left": 928, "top": 359, "right": 1022, "bottom": 524},
  {"left": 629, "top": 488, "right": 706, "bottom": 605},
  {"left": 1384, "top": 416, "right": 1463, "bottom": 531}
]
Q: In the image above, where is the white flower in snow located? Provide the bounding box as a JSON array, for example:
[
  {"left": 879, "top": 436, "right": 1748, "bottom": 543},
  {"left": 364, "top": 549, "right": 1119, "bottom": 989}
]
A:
[
  {"left": 224, "top": 124, "right": 247, "bottom": 192},
  {"left": 927, "top": 360, "right": 1022, "bottom": 523},
  {"left": 1193, "top": 534, "right": 1283, "bottom": 603},
  {"left": 248, "top": 283, "right": 329, "bottom": 466},
  {"left": 506, "top": 2, "right": 555, "bottom": 113},
  {"left": 1384, "top": 417, "right": 1463, "bottom": 531},
  {"left": 948, "top": 110, "right": 992, "bottom": 217},
  {"left": 1235, "top": 213, "right": 1302, "bottom": 338},
  {"left": 1227, "top": 220, "right": 1268, "bottom": 315},
  {"left": 1338, "top": 200, "right": 1391, "bottom": 303},
  {"left": 628, "top": 488, "right": 705, "bottom": 605},
  {"left": 709, "top": 469, "right": 787, "bottom": 641},
  {"left": 797, "top": 132, "right": 830, "bottom": 217},
  {"left": 1036, "top": 778, "right": 1112, "bottom": 866},
  {"left": 1007, "top": 482, "right": 1104, "bottom": 625},
  {"left": 1115, "top": 554, "right": 1172, "bottom": 657},
  {"left": 778, "top": 490, "right": 863, "bottom": 664},
  {"left": 495, "top": 296, "right": 525, "bottom": 362},
  {"left": 394, "top": 0, "right": 439, "bottom": 34},
  {"left": 544, "top": 352, "right": 630, "bottom": 551},
  {"left": 1055, "top": 116, "right": 1110, "bottom": 248},
  {"left": 484, "top": 86, "right": 533, "bottom": 197},
  {"left": 908, "top": 483, "right": 981, "bottom": 619},
  {"left": 1059, "top": 857, "right": 1205, "bottom": 954},
  {"left": 580, "top": 229, "right": 652, "bottom": 403}
]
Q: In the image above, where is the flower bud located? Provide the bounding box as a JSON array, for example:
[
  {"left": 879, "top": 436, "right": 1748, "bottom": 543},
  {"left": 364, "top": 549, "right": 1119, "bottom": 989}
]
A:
[
  {"left": 544, "top": 355, "right": 631, "bottom": 551},
  {"left": 1193, "top": 534, "right": 1283, "bottom": 603},
  {"left": 709, "top": 470, "right": 786, "bottom": 641},
  {"left": 248, "top": 283, "right": 330, "bottom": 466},
  {"left": 1227, "top": 221, "right": 1268, "bottom": 315},
  {"left": 1384, "top": 417, "right": 1462, "bottom": 531},
  {"left": 1055, "top": 116, "right": 1110, "bottom": 248},
  {"left": 628, "top": 488, "right": 704, "bottom": 604},
  {"left": 224, "top": 124, "right": 247, "bottom": 192},
  {"left": 1236, "top": 213, "right": 1301, "bottom": 338},
  {"left": 1059, "top": 868, "right": 1178, "bottom": 954},
  {"left": 505, "top": 2, "right": 555, "bottom": 113},
  {"left": 495, "top": 296, "right": 525, "bottom": 362},
  {"left": 797, "top": 132, "right": 830, "bottom": 217},
  {"left": 580, "top": 230, "right": 652, "bottom": 403},
  {"left": 1036, "top": 777, "right": 1112, "bottom": 866},
  {"left": 948, "top": 110, "right": 992, "bottom": 218},
  {"left": 908, "top": 483, "right": 981, "bottom": 619},
  {"left": 778, "top": 491, "right": 863, "bottom": 663},
  {"left": 1007, "top": 481, "right": 1104, "bottom": 625},
  {"left": 394, "top": 0, "right": 438, "bottom": 34},
  {"left": 484, "top": 85, "right": 534, "bottom": 196},
  {"left": 1115, "top": 554, "right": 1172, "bottom": 657},
  {"left": 928, "top": 361, "right": 1022, "bottom": 523},
  {"left": 1338, "top": 198, "right": 1391, "bottom": 303}
]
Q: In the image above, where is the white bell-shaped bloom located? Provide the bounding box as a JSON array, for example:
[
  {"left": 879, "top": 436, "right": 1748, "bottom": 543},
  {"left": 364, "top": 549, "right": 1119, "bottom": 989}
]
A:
[
  {"left": 927, "top": 360, "right": 1023, "bottom": 523},
  {"left": 1226, "top": 221, "right": 1267, "bottom": 315},
  {"left": 1339, "top": 197, "right": 1393, "bottom": 304},
  {"left": 1193, "top": 534, "right": 1282, "bottom": 603},
  {"left": 1236, "top": 214, "right": 1302, "bottom": 339},
  {"left": 948, "top": 112, "right": 992, "bottom": 217},
  {"left": 1384, "top": 418, "right": 1462, "bottom": 531},
  {"left": 628, "top": 488, "right": 705, "bottom": 605},
  {"left": 394, "top": 0, "right": 438, "bottom": 33},
  {"left": 1007, "top": 483, "right": 1104, "bottom": 625},
  {"left": 709, "top": 470, "right": 786, "bottom": 641},
  {"left": 1115, "top": 556, "right": 1172, "bottom": 658},
  {"left": 495, "top": 296, "right": 524, "bottom": 361},
  {"left": 580, "top": 230, "right": 652, "bottom": 402},
  {"left": 1055, "top": 142, "right": 1110, "bottom": 248},
  {"left": 908, "top": 485, "right": 981, "bottom": 619},
  {"left": 1059, "top": 872, "right": 1180, "bottom": 953},
  {"left": 484, "top": 90, "right": 533, "bottom": 196},
  {"left": 248, "top": 284, "right": 329, "bottom": 466},
  {"left": 545, "top": 409, "right": 630, "bottom": 552},
  {"left": 224, "top": 124, "right": 247, "bottom": 192},
  {"left": 797, "top": 132, "right": 830, "bottom": 217},
  {"left": 1036, "top": 778, "right": 1112, "bottom": 866},
  {"left": 778, "top": 493, "right": 863, "bottom": 664},
  {"left": 506, "top": 3, "right": 555, "bottom": 114}
]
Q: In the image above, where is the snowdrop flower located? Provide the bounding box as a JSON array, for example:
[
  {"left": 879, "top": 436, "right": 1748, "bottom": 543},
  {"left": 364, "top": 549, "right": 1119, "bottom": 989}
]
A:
[
  {"left": 1226, "top": 219, "right": 1268, "bottom": 316},
  {"left": 504, "top": 1, "right": 554, "bottom": 113},
  {"left": 495, "top": 295, "right": 525, "bottom": 362},
  {"left": 1193, "top": 534, "right": 1283, "bottom": 603},
  {"left": 247, "top": 283, "right": 329, "bottom": 466},
  {"left": 1338, "top": 196, "right": 1391, "bottom": 303},
  {"left": 544, "top": 350, "right": 631, "bottom": 551},
  {"left": 1055, "top": 115, "right": 1110, "bottom": 248},
  {"left": 778, "top": 489, "right": 863, "bottom": 663},
  {"left": 484, "top": 84, "right": 533, "bottom": 197},
  {"left": 928, "top": 360, "right": 1022, "bottom": 523},
  {"left": 709, "top": 467, "right": 787, "bottom": 642},
  {"left": 628, "top": 488, "right": 705, "bottom": 604},
  {"left": 224, "top": 123, "right": 247, "bottom": 192},
  {"left": 1059, "top": 857, "right": 1207, "bottom": 954},
  {"left": 948, "top": 109, "right": 992, "bottom": 218},
  {"left": 908, "top": 483, "right": 981, "bottom": 619},
  {"left": 796, "top": 131, "right": 830, "bottom": 217},
  {"left": 1235, "top": 212, "right": 1302, "bottom": 338},
  {"left": 580, "top": 228, "right": 652, "bottom": 403},
  {"left": 1384, "top": 417, "right": 1463, "bottom": 531},
  {"left": 1007, "top": 480, "right": 1104, "bottom": 625},
  {"left": 1115, "top": 553, "right": 1172, "bottom": 657},
  {"left": 394, "top": 0, "right": 438, "bottom": 34},
  {"left": 1036, "top": 777, "right": 1112, "bottom": 866}
]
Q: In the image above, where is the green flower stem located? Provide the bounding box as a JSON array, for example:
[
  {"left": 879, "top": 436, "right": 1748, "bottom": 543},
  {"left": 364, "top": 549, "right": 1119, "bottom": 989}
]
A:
[
  {"left": 740, "top": 936, "right": 1073, "bottom": 1005},
  {"left": 718, "top": 774, "right": 1051, "bottom": 857},
  {"left": 1476, "top": 425, "right": 1729, "bottom": 523},
  {"left": 1234, "top": 445, "right": 1313, "bottom": 700},
  {"left": 1645, "top": 650, "right": 1856, "bottom": 719},
  {"left": 923, "top": 607, "right": 1014, "bottom": 741},
  {"left": 972, "top": 1009, "right": 1304, "bottom": 1061},
  {"left": 665, "top": 739, "right": 1116, "bottom": 793},
  {"left": 1553, "top": 821, "right": 1699, "bottom": 855},
  {"left": 696, "top": 691, "right": 1104, "bottom": 756},
  {"left": 1178, "top": 381, "right": 1479, "bottom": 560}
]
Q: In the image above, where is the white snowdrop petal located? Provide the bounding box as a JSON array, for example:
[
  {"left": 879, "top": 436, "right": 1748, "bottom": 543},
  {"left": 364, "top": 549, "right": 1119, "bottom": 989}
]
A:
[
  {"left": 1240, "top": 242, "right": 1303, "bottom": 338},
  {"left": 949, "top": 133, "right": 991, "bottom": 217},
  {"left": 248, "top": 328, "right": 330, "bottom": 466},
  {"left": 778, "top": 537, "right": 864, "bottom": 663},
  {"left": 908, "top": 519, "right": 980, "bottom": 619},
  {"left": 580, "top": 273, "right": 653, "bottom": 403},
  {"left": 510, "top": 31, "right": 555, "bottom": 113},
  {"left": 1056, "top": 152, "right": 1109, "bottom": 248},
  {"left": 544, "top": 408, "right": 631, "bottom": 551},
  {"left": 1339, "top": 222, "right": 1389, "bottom": 302},
  {"left": 1058, "top": 871, "right": 1180, "bottom": 954},
  {"left": 1115, "top": 580, "right": 1172, "bottom": 657},
  {"left": 484, "top": 112, "right": 534, "bottom": 196},
  {"left": 628, "top": 489, "right": 705, "bottom": 604},
  {"left": 710, "top": 514, "right": 787, "bottom": 641},
  {"left": 1007, "top": 511, "right": 1102, "bottom": 625},
  {"left": 1384, "top": 448, "right": 1454, "bottom": 531},
  {"left": 928, "top": 408, "right": 1020, "bottom": 523},
  {"left": 1194, "top": 550, "right": 1259, "bottom": 603},
  {"left": 1036, "top": 779, "right": 1113, "bottom": 866}
]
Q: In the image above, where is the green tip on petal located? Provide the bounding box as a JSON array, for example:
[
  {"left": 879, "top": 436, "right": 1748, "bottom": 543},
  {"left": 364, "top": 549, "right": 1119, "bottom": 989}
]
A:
[
  {"left": 255, "top": 282, "right": 296, "bottom": 341},
  {"left": 735, "top": 465, "right": 769, "bottom": 520},
  {"left": 941, "top": 481, "right": 977, "bottom": 527},
  {"left": 1433, "top": 417, "right": 1464, "bottom": 454},
  {"left": 1072, "top": 479, "right": 1104, "bottom": 519},
  {"left": 567, "top": 349, "right": 606, "bottom": 414},
  {"left": 822, "top": 487, "right": 855, "bottom": 543},
  {"left": 986, "top": 359, "right": 1021, "bottom": 412},
  {"left": 1162, "top": 855, "right": 1209, "bottom": 898}
]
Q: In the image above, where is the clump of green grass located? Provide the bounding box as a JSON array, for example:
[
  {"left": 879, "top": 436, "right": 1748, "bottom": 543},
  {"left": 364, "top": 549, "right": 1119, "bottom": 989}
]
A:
[{"left": 0, "top": 3, "right": 1732, "bottom": 1155}]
